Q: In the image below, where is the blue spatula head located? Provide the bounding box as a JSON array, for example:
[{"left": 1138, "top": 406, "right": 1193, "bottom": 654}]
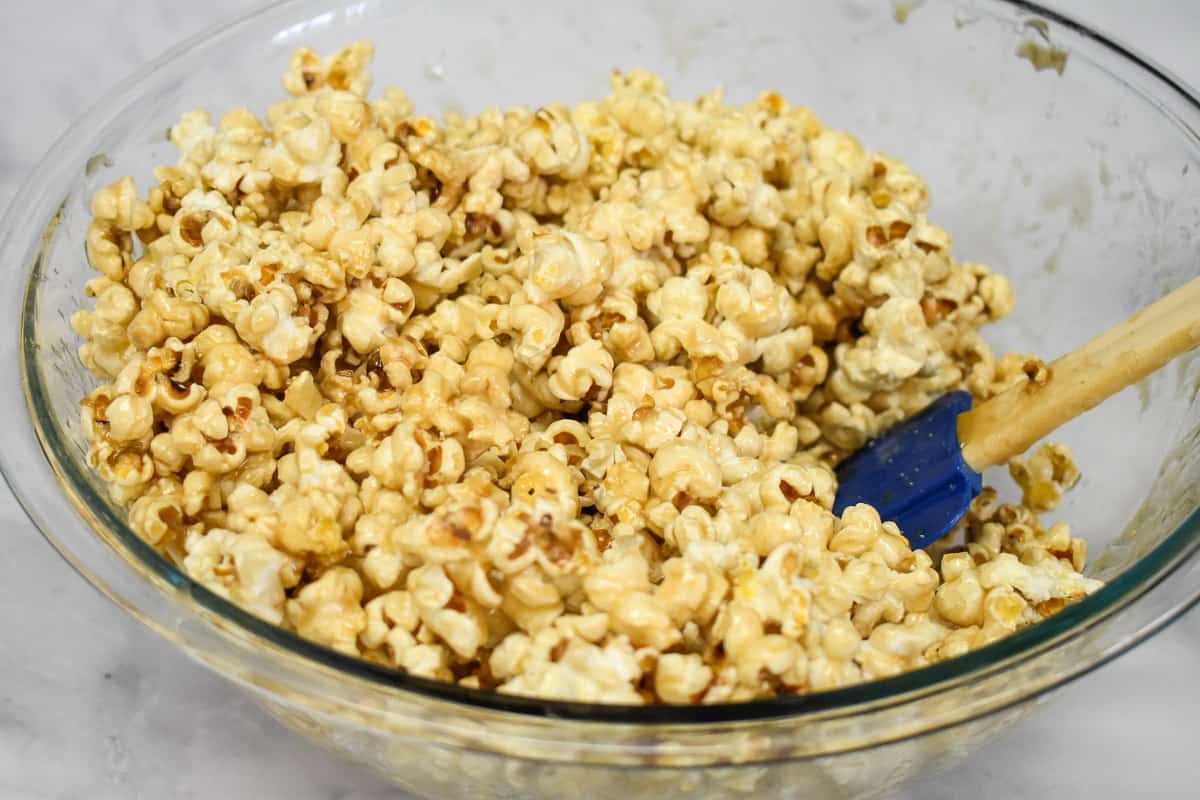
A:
[{"left": 833, "top": 390, "right": 982, "bottom": 549}]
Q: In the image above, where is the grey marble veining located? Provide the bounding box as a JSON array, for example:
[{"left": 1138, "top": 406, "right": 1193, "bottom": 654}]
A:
[{"left": 2, "top": 2, "right": 1198, "bottom": 798}]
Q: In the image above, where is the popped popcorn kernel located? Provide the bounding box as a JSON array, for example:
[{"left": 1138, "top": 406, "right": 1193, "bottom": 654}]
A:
[
  {"left": 1009, "top": 441, "right": 1080, "bottom": 512},
  {"left": 286, "top": 566, "right": 368, "bottom": 655}
]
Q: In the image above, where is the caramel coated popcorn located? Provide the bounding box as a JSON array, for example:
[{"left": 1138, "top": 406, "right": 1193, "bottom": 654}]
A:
[{"left": 73, "top": 43, "right": 1101, "bottom": 704}]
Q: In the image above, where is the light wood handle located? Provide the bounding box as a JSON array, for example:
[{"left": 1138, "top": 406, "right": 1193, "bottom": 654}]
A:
[{"left": 957, "top": 276, "right": 1200, "bottom": 472}]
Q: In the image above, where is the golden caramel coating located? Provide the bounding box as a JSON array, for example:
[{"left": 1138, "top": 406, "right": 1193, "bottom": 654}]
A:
[{"left": 74, "top": 43, "right": 1101, "bottom": 704}]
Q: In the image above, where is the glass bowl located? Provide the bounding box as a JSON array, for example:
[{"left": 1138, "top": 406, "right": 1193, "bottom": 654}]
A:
[{"left": 3, "top": 1, "right": 1200, "bottom": 797}]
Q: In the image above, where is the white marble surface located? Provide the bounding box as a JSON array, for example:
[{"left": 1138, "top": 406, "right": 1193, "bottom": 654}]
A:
[{"left": 2, "top": 1, "right": 1199, "bottom": 797}]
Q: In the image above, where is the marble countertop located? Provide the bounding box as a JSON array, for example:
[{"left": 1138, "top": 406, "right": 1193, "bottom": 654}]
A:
[{"left": 3, "top": 2, "right": 1199, "bottom": 797}]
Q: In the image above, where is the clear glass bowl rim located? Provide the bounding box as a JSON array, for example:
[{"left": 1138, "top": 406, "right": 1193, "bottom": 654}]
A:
[{"left": 2, "top": 0, "right": 1199, "bottom": 733}]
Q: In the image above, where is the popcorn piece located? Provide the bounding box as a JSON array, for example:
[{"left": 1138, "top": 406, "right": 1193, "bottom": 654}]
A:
[
  {"left": 1009, "top": 442, "right": 1080, "bottom": 512},
  {"left": 496, "top": 628, "right": 644, "bottom": 704},
  {"left": 286, "top": 566, "right": 368, "bottom": 655},
  {"left": 283, "top": 41, "right": 375, "bottom": 97},
  {"left": 516, "top": 105, "right": 591, "bottom": 180},
  {"left": 522, "top": 228, "right": 611, "bottom": 306},
  {"left": 655, "top": 652, "right": 714, "bottom": 704},
  {"left": 183, "top": 529, "right": 301, "bottom": 623}
]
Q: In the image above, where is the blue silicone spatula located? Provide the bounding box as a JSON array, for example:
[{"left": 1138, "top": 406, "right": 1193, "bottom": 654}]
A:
[{"left": 833, "top": 276, "right": 1200, "bottom": 548}]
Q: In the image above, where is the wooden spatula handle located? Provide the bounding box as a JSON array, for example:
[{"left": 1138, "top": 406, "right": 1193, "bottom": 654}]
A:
[{"left": 957, "top": 275, "right": 1200, "bottom": 472}]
